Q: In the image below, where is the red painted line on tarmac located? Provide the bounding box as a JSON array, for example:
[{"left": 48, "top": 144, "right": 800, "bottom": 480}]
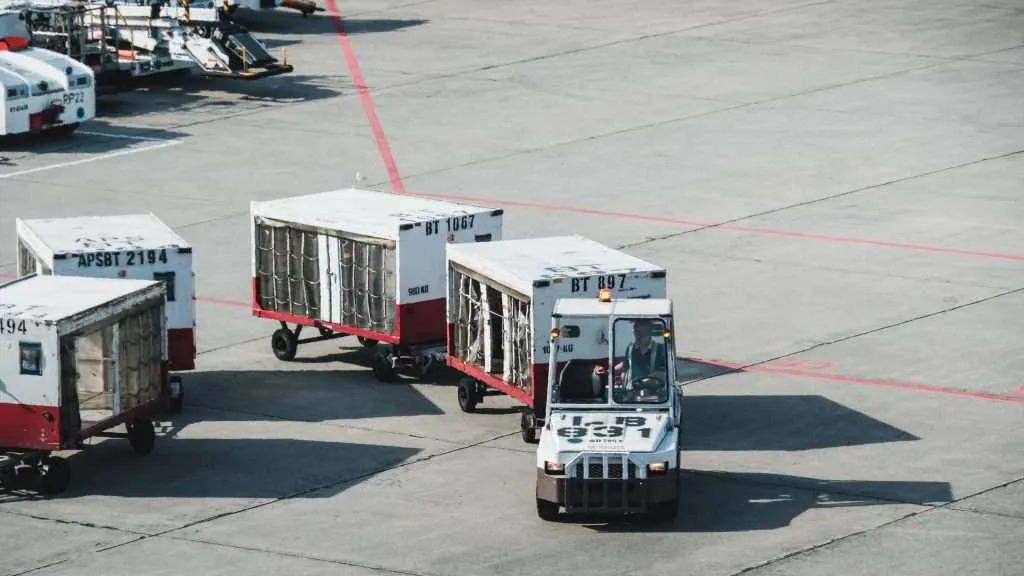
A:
[
  {"left": 408, "top": 191, "right": 1024, "bottom": 263},
  {"left": 3, "top": 267, "right": 1018, "bottom": 405},
  {"left": 324, "top": 0, "right": 406, "bottom": 194},
  {"left": 696, "top": 358, "right": 1024, "bottom": 405}
]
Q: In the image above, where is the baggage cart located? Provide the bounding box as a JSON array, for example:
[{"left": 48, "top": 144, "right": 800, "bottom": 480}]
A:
[
  {"left": 445, "top": 235, "right": 667, "bottom": 442},
  {"left": 0, "top": 274, "right": 169, "bottom": 495},
  {"left": 15, "top": 214, "right": 194, "bottom": 414},
  {"left": 250, "top": 188, "right": 503, "bottom": 380}
]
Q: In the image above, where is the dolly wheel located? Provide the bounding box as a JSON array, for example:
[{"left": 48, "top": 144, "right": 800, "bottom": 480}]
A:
[
  {"left": 127, "top": 418, "right": 156, "bottom": 456},
  {"left": 457, "top": 378, "right": 479, "bottom": 412},
  {"left": 521, "top": 409, "right": 538, "bottom": 444},
  {"left": 650, "top": 469, "right": 681, "bottom": 523},
  {"left": 357, "top": 336, "right": 378, "bottom": 349},
  {"left": 39, "top": 456, "right": 71, "bottom": 495},
  {"left": 650, "top": 498, "right": 679, "bottom": 523},
  {"left": 372, "top": 353, "right": 397, "bottom": 382},
  {"left": 47, "top": 123, "right": 80, "bottom": 138},
  {"left": 536, "top": 498, "right": 559, "bottom": 521},
  {"left": 271, "top": 328, "right": 298, "bottom": 361}
]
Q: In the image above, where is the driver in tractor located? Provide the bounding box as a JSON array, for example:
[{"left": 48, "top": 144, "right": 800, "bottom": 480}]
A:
[{"left": 594, "top": 320, "right": 669, "bottom": 402}]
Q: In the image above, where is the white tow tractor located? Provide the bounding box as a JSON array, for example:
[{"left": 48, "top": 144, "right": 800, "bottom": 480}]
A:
[
  {"left": 0, "top": 9, "right": 94, "bottom": 137},
  {"left": 535, "top": 289, "right": 683, "bottom": 522}
]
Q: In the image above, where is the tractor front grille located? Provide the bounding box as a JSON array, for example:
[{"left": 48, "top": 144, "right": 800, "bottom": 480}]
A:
[{"left": 566, "top": 453, "right": 646, "bottom": 512}]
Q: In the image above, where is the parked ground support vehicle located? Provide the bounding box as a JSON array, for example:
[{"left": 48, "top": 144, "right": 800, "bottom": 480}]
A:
[
  {"left": 534, "top": 292, "right": 682, "bottom": 521},
  {"left": 0, "top": 10, "right": 95, "bottom": 137},
  {"left": 445, "top": 235, "right": 667, "bottom": 442},
  {"left": 5, "top": 0, "right": 293, "bottom": 94},
  {"left": 15, "top": 213, "right": 194, "bottom": 413},
  {"left": 0, "top": 274, "right": 169, "bottom": 495},
  {"left": 250, "top": 188, "right": 503, "bottom": 380}
]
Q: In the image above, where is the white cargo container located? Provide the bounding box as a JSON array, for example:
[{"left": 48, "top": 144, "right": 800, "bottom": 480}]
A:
[
  {"left": 250, "top": 188, "right": 503, "bottom": 379},
  {"left": 15, "top": 214, "right": 194, "bottom": 414},
  {"left": 445, "top": 235, "right": 667, "bottom": 441},
  {"left": 0, "top": 274, "right": 169, "bottom": 495}
]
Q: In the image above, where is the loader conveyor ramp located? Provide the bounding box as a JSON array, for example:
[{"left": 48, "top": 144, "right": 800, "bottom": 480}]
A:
[{"left": 188, "top": 21, "right": 293, "bottom": 79}]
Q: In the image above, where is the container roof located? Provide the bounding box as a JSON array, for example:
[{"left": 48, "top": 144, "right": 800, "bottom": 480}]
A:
[
  {"left": 251, "top": 188, "right": 502, "bottom": 240},
  {"left": 17, "top": 213, "right": 190, "bottom": 257},
  {"left": 0, "top": 275, "right": 162, "bottom": 322},
  {"left": 447, "top": 235, "right": 665, "bottom": 295}
]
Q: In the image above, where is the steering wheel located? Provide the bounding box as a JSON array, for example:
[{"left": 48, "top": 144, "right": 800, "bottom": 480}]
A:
[{"left": 631, "top": 375, "right": 666, "bottom": 399}]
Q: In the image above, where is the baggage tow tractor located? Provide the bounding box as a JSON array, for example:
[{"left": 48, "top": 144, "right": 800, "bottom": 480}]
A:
[{"left": 535, "top": 289, "right": 682, "bottom": 522}]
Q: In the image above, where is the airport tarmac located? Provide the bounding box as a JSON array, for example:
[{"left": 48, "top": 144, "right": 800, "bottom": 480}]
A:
[{"left": 1, "top": 0, "right": 1023, "bottom": 574}]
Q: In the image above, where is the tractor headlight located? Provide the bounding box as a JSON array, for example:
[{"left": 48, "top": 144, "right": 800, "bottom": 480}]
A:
[
  {"left": 544, "top": 461, "right": 564, "bottom": 475},
  {"left": 647, "top": 462, "right": 669, "bottom": 475}
]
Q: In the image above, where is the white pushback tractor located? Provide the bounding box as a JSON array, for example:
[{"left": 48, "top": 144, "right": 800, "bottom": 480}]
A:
[
  {"left": 535, "top": 289, "right": 682, "bottom": 522},
  {"left": 0, "top": 9, "right": 95, "bottom": 137}
]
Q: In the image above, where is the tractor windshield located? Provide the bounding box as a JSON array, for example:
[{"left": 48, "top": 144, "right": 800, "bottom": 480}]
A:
[{"left": 609, "top": 317, "right": 670, "bottom": 404}]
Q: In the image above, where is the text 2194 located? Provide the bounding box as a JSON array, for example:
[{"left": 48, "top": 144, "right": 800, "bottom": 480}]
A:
[{"left": 77, "top": 249, "right": 168, "bottom": 268}]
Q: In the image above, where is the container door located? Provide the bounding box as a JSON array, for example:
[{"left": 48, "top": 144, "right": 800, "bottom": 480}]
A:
[
  {"left": 59, "top": 337, "right": 82, "bottom": 444},
  {"left": 318, "top": 233, "right": 341, "bottom": 324}
]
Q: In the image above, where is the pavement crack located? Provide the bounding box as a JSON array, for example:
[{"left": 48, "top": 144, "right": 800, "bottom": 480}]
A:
[
  {"left": 179, "top": 401, "right": 469, "bottom": 447},
  {"left": 945, "top": 506, "right": 1024, "bottom": 522},
  {"left": 388, "top": 37, "right": 997, "bottom": 192},
  {"left": 682, "top": 285, "right": 1024, "bottom": 389},
  {"left": 616, "top": 148, "right": 1024, "bottom": 251},
  {"left": 146, "top": 430, "right": 519, "bottom": 537},
  {"left": 195, "top": 335, "right": 267, "bottom": 356},
  {"left": 0, "top": 508, "right": 147, "bottom": 537},
  {"left": 166, "top": 536, "right": 440, "bottom": 576},
  {"left": 729, "top": 473, "right": 1024, "bottom": 575},
  {"left": 688, "top": 469, "right": 943, "bottom": 508}
]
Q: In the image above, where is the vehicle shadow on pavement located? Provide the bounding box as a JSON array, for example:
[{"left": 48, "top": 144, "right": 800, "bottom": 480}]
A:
[
  {"left": 675, "top": 358, "right": 919, "bottom": 451},
  {"left": 287, "top": 344, "right": 522, "bottom": 415},
  {"left": 232, "top": 10, "right": 429, "bottom": 38},
  {"left": 580, "top": 471, "right": 953, "bottom": 532},
  {"left": 682, "top": 394, "right": 919, "bottom": 451},
  {"left": 0, "top": 415, "right": 423, "bottom": 502},
  {"left": 677, "top": 357, "right": 741, "bottom": 384},
  {"left": 94, "top": 73, "right": 347, "bottom": 120},
  {"left": 171, "top": 365, "right": 447, "bottom": 426}
]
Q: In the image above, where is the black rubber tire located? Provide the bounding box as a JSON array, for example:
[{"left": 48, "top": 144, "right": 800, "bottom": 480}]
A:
[
  {"left": 47, "top": 123, "right": 79, "bottom": 138},
  {"left": 372, "top": 353, "right": 397, "bottom": 382},
  {"left": 166, "top": 375, "right": 184, "bottom": 414},
  {"left": 521, "top": 409, "right": 538, "bottom": 444},
  {"left": 649, "top": 468, "right": 681, "bottom": 523},
  {"left": 457, "top": 378, "right": 479, "bottom": 412},
  {"left": 127, "top": 418, "right": 156, "bottom": 456},
  {"left": 271, "top": 328, "right": 298, "bottom": 361},
  {"left": 38, "top": 456, "right": 71, "bottom": 495},
  {"left": 357, "top": 336, "right": 378, "bottom": 349},
  {"left": 536, "top": 498, "right": 559, "bottom": 521}
]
